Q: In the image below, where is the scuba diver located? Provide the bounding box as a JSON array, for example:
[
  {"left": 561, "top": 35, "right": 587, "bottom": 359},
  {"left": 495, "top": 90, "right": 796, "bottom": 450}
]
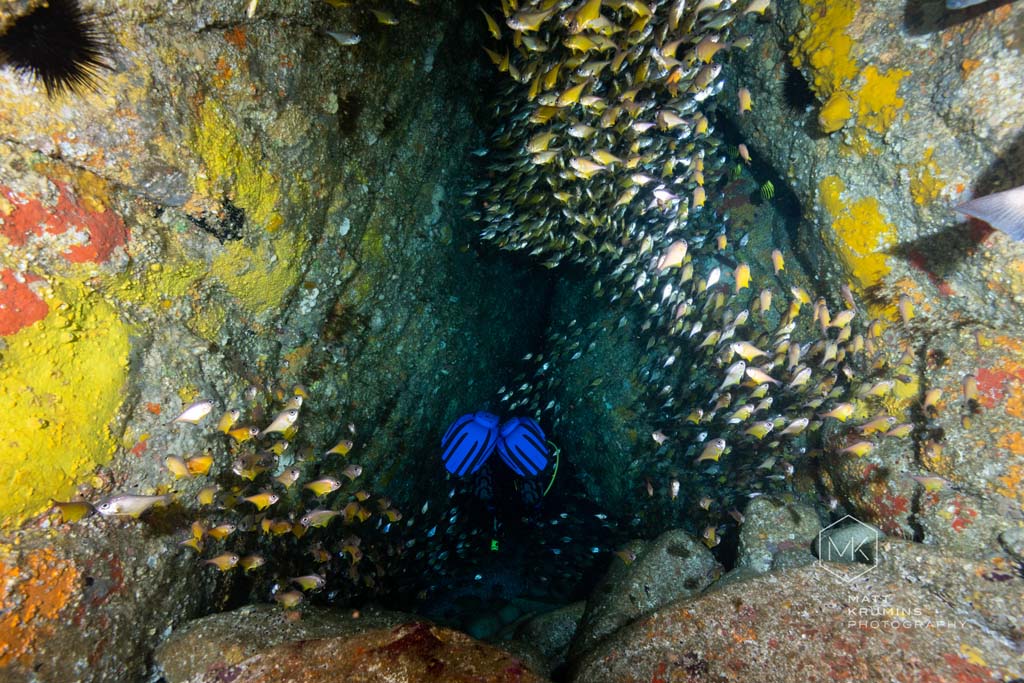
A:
[{"left": 439, "top": 412, "right": 560, "bottom": 548}]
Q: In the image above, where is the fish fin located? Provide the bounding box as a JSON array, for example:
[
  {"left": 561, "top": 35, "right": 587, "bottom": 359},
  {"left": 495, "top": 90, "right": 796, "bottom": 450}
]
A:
[{"left": 955, "top": 185, "right": 1024, "bottom": 241}]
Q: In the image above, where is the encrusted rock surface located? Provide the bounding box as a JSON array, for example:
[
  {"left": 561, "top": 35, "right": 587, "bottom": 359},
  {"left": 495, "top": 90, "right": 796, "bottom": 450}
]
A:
[
  {"left": 571, "top": 545, "right": 1023, "bottom": 683},
  {"left": 728, "top": 0, "right": 1024, "bottom": 554},
  {"left": 0, "top": 2, "right": 545, "bottom": 681},
  {"left": 568, "top": 530, "right": 721, "bottom": 661},
  {"left": 155, "top": 604, "right": 410, "bottom": 683},
  {"left": 512, "top": 600, "right": 585, "bottom": 674},
  {"left": 736, "top": 496, "right": 821, "bottom": 574},
  {"left": 182, "top": 621, "right": 549, "bottom": 683}
]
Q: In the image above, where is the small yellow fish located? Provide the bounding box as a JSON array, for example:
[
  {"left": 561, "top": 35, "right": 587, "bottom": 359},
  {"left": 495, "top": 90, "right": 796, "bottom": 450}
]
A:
[
  {"left": 923, "top": 388, "right": 943, "bottom": 416},
  {"left": 696, "top": 438, "right": 726, "bottom": 462},
  {"left": 165, "top": 456, "right": 191, "bottom": 480},
  {"left": 693, "top": 186, "right": 706, "bottom": 208},
  {"left": 744, "top": 421, "right": 774, "bottom": 440},
  {"left": 569, "top": 0, "right": 603, "bottom": 32},
  {"left": 859, "top": 415, "right": 897, "bottom": 435},
  {"left": 886, "top": 423, "right": 914, "bottom": 438},
  {"left": 370, "top": 9, "right": 398, "bottom": 25},
  {"left": 275, "top": 467, "right": 302, "bottom": 489},
  {"left": 731, "top": 341, "right": 766, "bottom": 362},
  {"left": 342, "top": 464, "right": 363, "bottom": 480},
  {"left": 727, "top": 404, "right": 754, "bottom": 423},
  {"left": 207, "top": 523, "right": 237, "bottom": 540},
  {"left": 240, "top": 555, "right": 265, "bottom": 573},
  {"left": 738, "top": 143, "right": 751, "bottom": 164},
  {"left": 819, "top": 403, "right": 854, "bottom": 422},
  {"left": 197, "top": 486, "right": 218, "bottom": 506},
  {"left": 292, "top": 574, "right": 326, "bottom": 591},
  {"left": 830, "top": 309, "right": 856, "bottom": 329},
  {"left": 326, "top": 439, "right": 354, "bottom": 456},
  {"left": 216, "top": 409, "right": 241, "bottom": 434},
  {"left": 898, "top": 294, "right": 915, "bottom": 324},
  {"left": 242, "top": 491, "right": 280, "bottom": 511},
  {"left": 715, "top": 234, "right": 727, "bottom": 250},
  {"left": 186, "top": 454, "right": 214, "bottom": 476},
  {"left": 269, "top": 440, "right": 290, "bottom": 456},
  {"left": 227, "top": 425, "right": 260, "bottom": 443},
  {"left": 300, "top": 509, "right": 341, "bottom": 528},
  {"left": 699, "top": 496, "right": 712, "bottom": 510},
  {"left": 777, "top": 417, "right": 809, "bottom": 436},
  {"left": 479, "top": 6, "right": 502, "bottom": 39},
  {"left": 275, "top": 590, "right": 304, "bottom": 609},
  {"left": 656, "top": 240, "right": 688, "bottom": 270},
  {"left": 270, "top": 519, "right": 294, "bottom": 536},
  {"left": 906, "top": 474, "right": 949, "bottom": 492},
  {"left": 734, "top": 264, "right": 751, "bottom": 292},
  {"left": 305, "top": 478, "right": 342, "bottom": 497},
  {"left": 744, "top": 367, "right": 778, "bottom": 386},
  {"left": 615, "top": 549, "right": 637, "bottom": 565},
  {"left": 746, "top": 0, "right": 771, "bottom": 14},
  {"left": 570, "top": 156, "right": 606, "bottom": 178},
  {"left": 309, "top": 544, "right": 331, "bottom": 563},
  {"left": 694, "top": 35, "right": 727, "bottom": 63},
  {"left": 963, "top": 374, "right": 979, "bottom": 403},
  {"left": 340, "top": 544, "right": 364, "bottom": 564},
  {"left": 181, "top": 521, "right": 206, "bottom": 552},
  {"left": 259, "top": 409, "right": 299, "bottom": 438},
  {"left": 507, "top": 7, "right": 556, "bottom": 32},
  {"left": 840, "top": 441, "right": 874, "bottom": 457},
  {"left": 52, "top": 500, "right": 94, "bottom": 523},
  {"left": 702, "top": 525, "right": 719, "bottom": 548},
  {"left": 205, "top": 553, "right": 240, "bottom": 571},
  {"left": 737, "top": 87, "right": 752, "bottom": 115}
]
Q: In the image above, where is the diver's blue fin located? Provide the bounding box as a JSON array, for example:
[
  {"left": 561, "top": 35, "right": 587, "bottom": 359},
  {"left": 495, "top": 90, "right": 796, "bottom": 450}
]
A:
[
  {"left": 441, "top": 412, "right": 500, "bottom": 476},
  {"left": 496, "top": 417, "right": 550, "bottom": 476}
]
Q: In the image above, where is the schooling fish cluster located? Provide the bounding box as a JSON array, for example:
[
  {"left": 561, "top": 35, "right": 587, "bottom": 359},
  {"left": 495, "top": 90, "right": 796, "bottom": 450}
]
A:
[
  {"left": 470, "top": 0, "right": 982, "bottom": 546},
  {"left": 467, "top": 0, "right": 767, "bottom": 272},
  {"left": 59, "top": 388, "right": 406, "bottom": 610}
]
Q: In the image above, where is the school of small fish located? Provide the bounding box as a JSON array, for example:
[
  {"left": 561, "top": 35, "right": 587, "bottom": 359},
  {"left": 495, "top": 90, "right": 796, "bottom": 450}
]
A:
[
  {"left": 468, "top": 0, "right": 984, "bottom": 548},
  {"left": 57, "top": 388, "right": 407, "bottom": 608}
]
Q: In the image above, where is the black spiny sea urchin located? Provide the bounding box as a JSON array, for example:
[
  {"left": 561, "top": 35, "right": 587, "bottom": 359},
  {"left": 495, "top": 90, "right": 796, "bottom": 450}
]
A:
[{"left": 0, "top": 0, "right": 111, "bottom": 97}]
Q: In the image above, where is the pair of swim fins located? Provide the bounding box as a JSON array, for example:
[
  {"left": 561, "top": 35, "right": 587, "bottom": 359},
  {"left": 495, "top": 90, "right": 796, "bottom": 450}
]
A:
[{"left": 441, "top": 412, "right": 549, "bottom": 477}]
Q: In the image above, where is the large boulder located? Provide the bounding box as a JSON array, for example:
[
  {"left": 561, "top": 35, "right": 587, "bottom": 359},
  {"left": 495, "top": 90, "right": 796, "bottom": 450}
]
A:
[
  {"left": 568, "top": 530, "right": 721, "bottom": 661},
  {"left": 513, "top": 601, "right": 585, "bottom": 673},
  {"left": 571, "top": 540, "right": 1022, "bottom": 683},
  {"left": 183, "top": 621, "right": 549, "bottom": 683},
  {"left": 155, "top": 604, "right": 410, "bottom": 683},
  {"left": 737, "top": 497, "right": 822, "bottom": 574}
]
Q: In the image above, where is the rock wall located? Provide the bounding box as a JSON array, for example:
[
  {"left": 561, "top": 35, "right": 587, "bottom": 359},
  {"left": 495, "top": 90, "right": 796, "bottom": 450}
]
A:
[
  {"left": 726, "top": 0, "right": 1024, "bottom": 553},
  {"left": 0, "top": 1, "right": 546, "bottom": 680}
]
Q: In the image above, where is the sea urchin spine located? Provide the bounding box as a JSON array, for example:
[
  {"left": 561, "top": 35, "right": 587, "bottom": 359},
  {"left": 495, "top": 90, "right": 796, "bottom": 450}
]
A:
[{"left": 0, "top": 0, "right": 110, "bottom": 97}]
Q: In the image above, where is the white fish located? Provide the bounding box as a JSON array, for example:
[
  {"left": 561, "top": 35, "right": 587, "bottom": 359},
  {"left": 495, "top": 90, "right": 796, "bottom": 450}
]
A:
[
  {"left": 96, "top": 494, "right": 172, "bottom": 518},
  {"left": 172, "top": 400, "right": 214, "bottom": 425},
  {"left": 955, "top": 184, "right": 1024, "bottom": 241},
  {"left": 259, "top": 409, "right": 299, "bottom": 437},
  {"left": 326, "top": 31, "right": 362, "bottom": 46}
]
